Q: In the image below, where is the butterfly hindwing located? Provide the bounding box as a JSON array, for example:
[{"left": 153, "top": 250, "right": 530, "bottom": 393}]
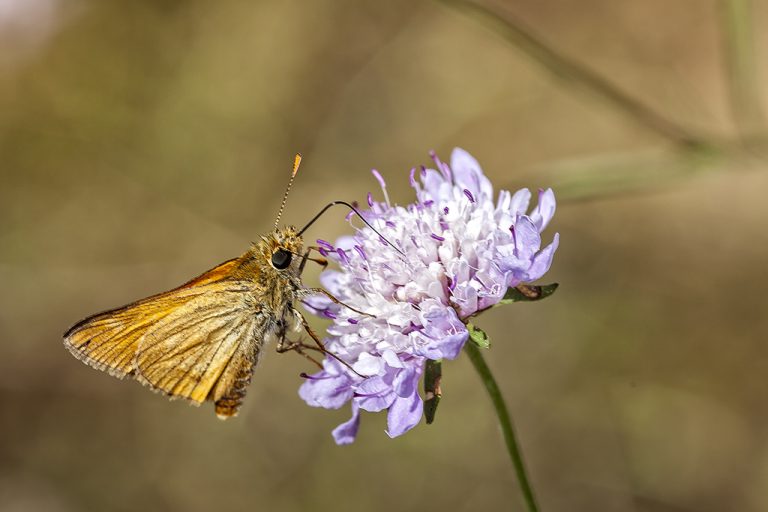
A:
[{"left": 134, "top": 281, "right": 265, "bottom": 406}]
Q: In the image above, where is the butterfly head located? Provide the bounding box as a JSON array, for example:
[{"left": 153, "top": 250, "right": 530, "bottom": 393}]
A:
[{"left": 257, "top": 226, "right": 304, "bottom": 272}]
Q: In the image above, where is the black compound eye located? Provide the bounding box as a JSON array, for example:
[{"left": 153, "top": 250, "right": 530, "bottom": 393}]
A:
[{"left": 271, "top": 249, "right": 292, "bottom": 270}]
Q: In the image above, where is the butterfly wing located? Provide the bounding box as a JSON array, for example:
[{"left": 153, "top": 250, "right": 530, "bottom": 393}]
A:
[
  {"left": 134, "top": 280, "right": 267, "bottom": 408},
  {"left": 64, "top": 258, "right": 273, "bottom": 417},
  {"left": 63, "top": 258, "right": 241, "bottom": 378}
]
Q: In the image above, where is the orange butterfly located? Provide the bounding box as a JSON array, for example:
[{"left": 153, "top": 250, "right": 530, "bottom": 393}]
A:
[{"left": 64, "top": 155, "right": 372, "bottom": 418}]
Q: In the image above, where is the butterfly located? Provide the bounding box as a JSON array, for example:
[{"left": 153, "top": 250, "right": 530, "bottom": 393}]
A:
[{"left": 63, "top": 155, "right": 382, "bottom": 419}]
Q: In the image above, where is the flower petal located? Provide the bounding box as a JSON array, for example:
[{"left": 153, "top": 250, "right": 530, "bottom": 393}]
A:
[
  {"left": 416, "top": 302, "right": 469, "bottom": 360},
  {"left": 393, "top": 364, "right": 419, "bottom": 397},
  {"left": 382, "top": 349, "right": 404, "bottom": 369},
  {"left": 530, "top": 188, "right": 556, "bottom": 232},
  {"left": 298, "top": 368, "right": 354, "bottom": 410},
  {"left": 355, "top": 376, "right": 395, "bottom": 412},
  {"left": 318, "top": 270, "right": 347, "bottom": 299},
  {"left": 523, "top": 233, "right": 560, "bottom": 282},
  {"left": 385, "top": 390, "right": 423, "bottom": 438},
  {"left": 332, "top": 403, "right": 361, "bottom": 445},
  {"left": 352, "top": 352, "right": 384, "bottom": 376},
  {"left": 512, "top": 216, "right": 541, "bottom": 261},
  {"left": 450, "top": 147, "right": 494, "bottom": 200},
  {"left": 509, "top": 188, "right": 531, "bottom": 216}
]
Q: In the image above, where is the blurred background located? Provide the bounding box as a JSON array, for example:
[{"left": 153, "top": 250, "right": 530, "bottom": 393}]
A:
[{"left": 1, "top": 0, "right": 767, "bottom": 511}]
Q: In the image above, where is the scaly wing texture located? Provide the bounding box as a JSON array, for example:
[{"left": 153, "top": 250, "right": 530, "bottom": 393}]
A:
[
  {"left": 64, "top": 257, "right": 273, "bottom": 417},
  {"left": 134, "top": 281, "right": 265, "bottom": 406},
  {"left": 63, "top": 258, "right": 242, "bottom": 378}
]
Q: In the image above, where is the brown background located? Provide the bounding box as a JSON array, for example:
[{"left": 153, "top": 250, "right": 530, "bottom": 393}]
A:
[{"left": 1, "top": 1, "right": 767, "bottom": 511}]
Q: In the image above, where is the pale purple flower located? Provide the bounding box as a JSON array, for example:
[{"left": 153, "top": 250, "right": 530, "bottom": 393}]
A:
[{"left": 299, "top": 148, "right": 559, "bottom": 444}]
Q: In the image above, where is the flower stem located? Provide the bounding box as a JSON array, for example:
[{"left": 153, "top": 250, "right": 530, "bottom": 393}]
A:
[{"left": 464, "top": 341, "right": 540, "bottom": 512}]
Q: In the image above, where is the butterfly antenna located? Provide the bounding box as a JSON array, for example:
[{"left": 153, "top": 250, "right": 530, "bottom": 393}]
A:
[
  {"left": 274, "top": 153, "right": 302, "bottom": 229},
  {"left": 298, "top": 200, "right": 405, "bottom": 257}
]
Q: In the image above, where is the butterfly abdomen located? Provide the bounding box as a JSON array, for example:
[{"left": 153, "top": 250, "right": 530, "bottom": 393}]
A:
[
  {"left": 214, "top": 383, "right": 249, "bottom": 419},
  {"left": 213, "top": 352, "right": 257, "bottom": 419}
]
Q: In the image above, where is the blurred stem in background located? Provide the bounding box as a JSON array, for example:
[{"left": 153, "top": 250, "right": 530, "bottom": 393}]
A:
[
  {"left": 464, "top": 341, "right": 540, "bottom": 512},
  {"left": 720, "top": 0, "right": 767, "bottom": 143},
  {"left": 439, "top": 0, "right": 768, "bottom": 204},
  {"left": 437, "top": 0, "right": 705, "bottom": 148}
]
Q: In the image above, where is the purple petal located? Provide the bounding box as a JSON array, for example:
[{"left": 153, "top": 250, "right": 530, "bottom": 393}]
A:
[
  {"left": 332, "top": 403, "right": 360, "bottom": 445},
  {"left": 451, "top": 282, "right": 478, "bottom": 319},
  {"left": 523, "top": 233, "right": 559, "bottom": 282},
  {"left": 450, "top": 147, "right": 493, "bottom": 200},
  {"left": 301, "top": 294, "right": 333, "bottom": 316},
  {"left": 318, "top": 270, "right": 346, "bottom": 299},
  {"left": 382, "top": 349, "right": 404, "bottom": 369},
  {"left": 416, "top": 301, "right": 469, "bottom": 359},
  {"left": 386, "top": 390, "right": 423, "bottom": 438},
  {"left": 509, "top": 188, "right": 532, "bottom": 216},
  {"left": 393, "top": 365, "right": 418, "bottom": 397},
  {"left": 530, "top": 188, "right": 556, "bottom": 232},
  {"left": 420, "top": 168, "right": 450, "bottom": 202},
  {"left": 418, "top": 329, "right": 468, "bottom": 360},
  {"left": 512, "top": 217, "right": 541, "bottom": 261},
  {"left": 334, "top": 235, "right": 358, "bottom": 251},
  {"left": 352, "top": 353, "right": 385, "bottom": 376},
  {"left": 298, "top": 369, "right": 354, "bottom": 410},
  {"left": 357, "top": 392, "right": 394, "bottom": 413},
  {"left": 355, "top": 376, "right": 395, "bottom": 412}
]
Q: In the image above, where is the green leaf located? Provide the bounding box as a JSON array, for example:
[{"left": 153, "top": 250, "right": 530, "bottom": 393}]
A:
[
  {"left": 500, "top": 283, "right": 559, "bottom": 304},
  {"left": 423, "top": 360, "right": 442, "bottom": 425},
  {"left": 468, "top": 322, "right": 490, "bottom": 349}
]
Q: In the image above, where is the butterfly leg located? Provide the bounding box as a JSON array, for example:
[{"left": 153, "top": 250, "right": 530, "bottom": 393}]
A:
[
  {"left": 299, "top": 287, "right": 374, "bottom": 318},
  {"left": 291, "top": 308, "right": 364, "bottom": 378},
  {"left": 274, "top": 319, "right": 325, "bottom": 369},
  {"left": 276, "top": 338, "right": 325, "bottom": 370}
]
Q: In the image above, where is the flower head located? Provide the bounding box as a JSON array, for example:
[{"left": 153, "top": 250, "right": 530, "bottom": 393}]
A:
[{"left": 300, "top": 148, "right": 559, "bottom": 443}]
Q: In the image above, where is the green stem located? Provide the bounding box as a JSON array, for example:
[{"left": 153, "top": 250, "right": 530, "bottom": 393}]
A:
[{"left": 464, "top": 341, "right": 540, "bottom": 512}]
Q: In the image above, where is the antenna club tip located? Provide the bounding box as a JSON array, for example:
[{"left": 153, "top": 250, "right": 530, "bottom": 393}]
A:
[{"left": 292, "top": 153, "right": 302, "bottom": 177}]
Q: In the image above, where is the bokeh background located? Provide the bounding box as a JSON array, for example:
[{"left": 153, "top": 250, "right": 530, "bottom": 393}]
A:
[{"left": 2, "top": 1, "right": 768, "bottom": 511}]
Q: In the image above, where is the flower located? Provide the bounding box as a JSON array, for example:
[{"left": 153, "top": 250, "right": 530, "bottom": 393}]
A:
[{"left": 299, "top": 148, "right": 559, "bottom": 444}]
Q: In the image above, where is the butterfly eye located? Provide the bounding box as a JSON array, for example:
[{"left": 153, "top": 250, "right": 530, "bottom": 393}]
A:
[{"left": 271, "top": 249, "right": 292, "bottom": 270}]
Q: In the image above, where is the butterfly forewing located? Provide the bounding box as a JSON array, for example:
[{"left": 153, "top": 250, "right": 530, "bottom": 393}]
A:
[{"left": 63, "top": 258, "right": 266, "bottom": 416}]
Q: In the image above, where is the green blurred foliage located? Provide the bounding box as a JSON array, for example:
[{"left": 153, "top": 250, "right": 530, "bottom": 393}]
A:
[{"left": 1, "top": 1, "right": 767, "bottom": 511}]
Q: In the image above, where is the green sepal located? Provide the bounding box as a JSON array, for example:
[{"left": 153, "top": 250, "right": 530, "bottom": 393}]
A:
[
  {"left": 467, "top": 322, "right": 490, "bottom": 349},
  {"left": 423, "top": 359, "right": 442, "bottom": 425}
]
